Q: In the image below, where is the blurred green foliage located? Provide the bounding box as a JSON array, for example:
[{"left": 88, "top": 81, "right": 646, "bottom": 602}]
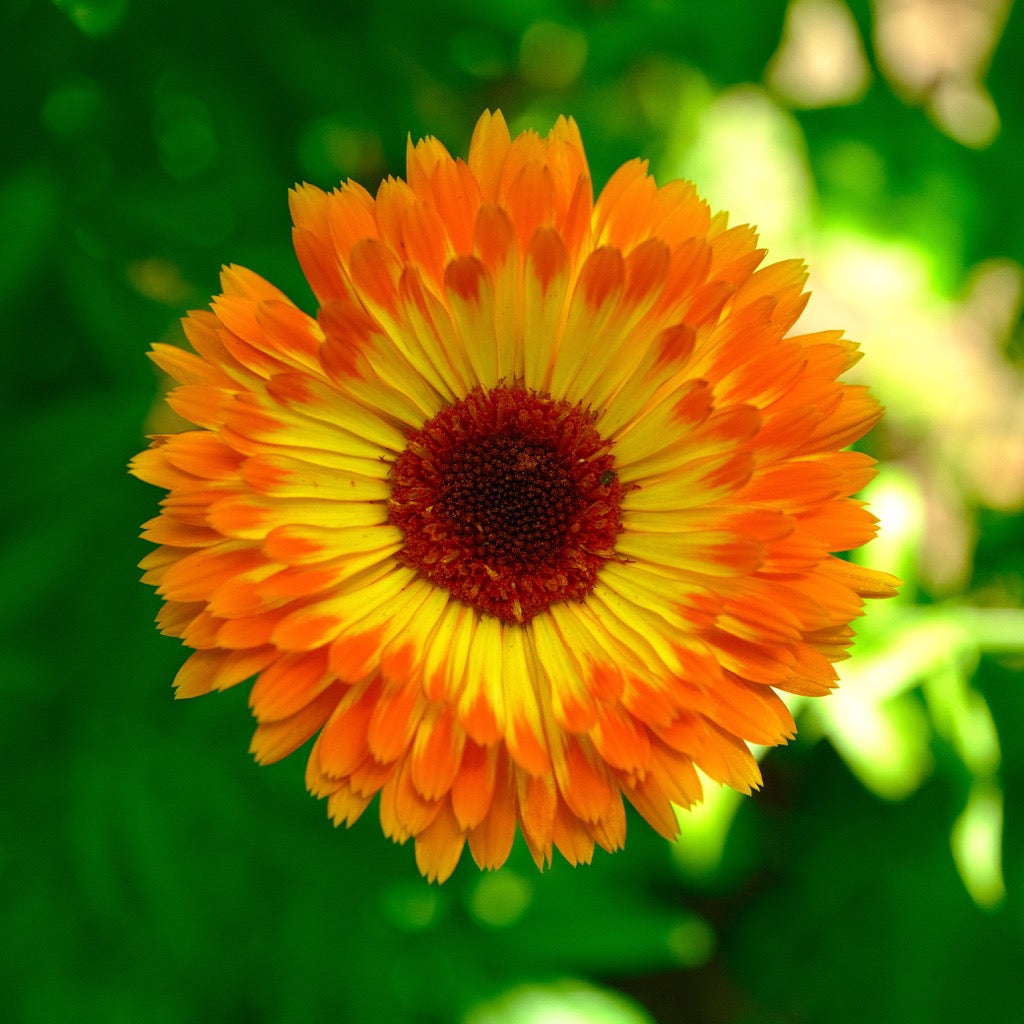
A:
[{"left": 3, "top": 0, "right": 1023, "bottom": 1022}]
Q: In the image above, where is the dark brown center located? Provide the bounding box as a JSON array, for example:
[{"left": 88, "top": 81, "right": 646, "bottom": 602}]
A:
[{"left": 387, "top": 385, "right": 626, "bottom": 623}]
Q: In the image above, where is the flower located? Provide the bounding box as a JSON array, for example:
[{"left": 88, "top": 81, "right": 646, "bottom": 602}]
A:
[{"left": 131, "top": 110, "right": 899, "bottom": 882}]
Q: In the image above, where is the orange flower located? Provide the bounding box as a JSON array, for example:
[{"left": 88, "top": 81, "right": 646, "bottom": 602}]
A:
[{"left": 131, "top": 111, "right": 898, "bottom": 881}]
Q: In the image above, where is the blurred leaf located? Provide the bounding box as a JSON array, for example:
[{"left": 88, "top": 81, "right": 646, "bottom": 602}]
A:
[{"left": 951, "top": 780, "right": 1005, "bottom": 909}]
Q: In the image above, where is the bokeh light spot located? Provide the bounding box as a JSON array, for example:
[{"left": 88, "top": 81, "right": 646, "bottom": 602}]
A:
[
  {"left": 767, "top": 0, "right": 871, "bottom": 107},
  {"left": 872, "top": 0, "right": 1011, "bottom": 148},
  {"left": 519, "top": 22, "right": 587, "bottom": 90},
  {"left": 42, "top": 75, "right": 103, "bottom": 138},
  {"left": 52, "top": 0, "right": 127, "bottom": 36},
  {"left": 298, "top": 118, "right": 385, "bottom": 185},
  {"left": 467, "top": 870, "right": 533, "bottom": 928},
  {"left": 667, "top": 915, "right": 715, "bottom": 968},
  {"left": 379, "top": 879, "right": 444, "bottom": 932},
  {"left": 464, "top": 979, "right": 655, "bottom": 1024},
  {"left": 154, "top": 89, "right": 219, "bottom": 181},
  {"left": 126, "top": 258, "right": 193, "bottom": 306}
]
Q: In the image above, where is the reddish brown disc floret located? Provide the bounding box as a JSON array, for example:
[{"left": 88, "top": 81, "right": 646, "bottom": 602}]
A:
[{"left": 388, "top": 385, "right": 627, "bottom": 623}]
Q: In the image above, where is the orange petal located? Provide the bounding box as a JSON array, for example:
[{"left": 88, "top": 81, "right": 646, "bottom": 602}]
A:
[
  {"left": 414, "top": 799, "right": 466, "bottom": 884},
  {"left": 409, "top": 706, "right": 465, "bottom": 801},
  {"left": 694, "top": 723, "right": 762, "bottom": 793},
  {"left": 172, "top": 646, "right": 277, "bottom": 698},
  {"left": 450, "top": 740, "right": 497, "bottom": 830},
  {"left": 467, "top": 109, "right": 512, "bottom": 202},
  {"left": 550, "top": 796, "right": 596, "bottom": 866},
  {"left": 379, "top": 758, "right": 442, "bottom": 841},
  {"left": 159, "top": 546, "right": 265, "bottom": 603},
  {"left": 367, "top": 680, "right": 424, "bottom": 763},
  {"left": 517, "top": 771, "right": 558, "bottom": 865},
  {"left": 249, "top": 682, "right": 342, "bottom": 765},
  {"left": 249, "top": 648, "right": 333, "bottom": 722},
  {"left": 314, "top": 678, "right": 380, "bottom": 779},
  {"left": 467, "top": 764, "right": 517, "bottom": 870},
  {"left": 555, "top": 737, "right": 613, "bottom": 824}
]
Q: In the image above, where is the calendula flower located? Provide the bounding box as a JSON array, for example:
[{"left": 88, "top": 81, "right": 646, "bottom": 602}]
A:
[{"left": 131, "top": 110, "right": 898, "bottom": 882}]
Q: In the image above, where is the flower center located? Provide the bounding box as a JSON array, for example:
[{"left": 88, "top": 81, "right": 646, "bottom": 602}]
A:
[{"left": 388, "top": 385, "right": 626, "bottom": 624}]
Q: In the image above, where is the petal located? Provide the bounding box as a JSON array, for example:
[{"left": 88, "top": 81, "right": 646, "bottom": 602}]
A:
[
  {"left": 414, "top": 799, "right": 466, "bottom": 884},
  {"left": 249, "top": 681, "right": 343, "bottom": 765}
]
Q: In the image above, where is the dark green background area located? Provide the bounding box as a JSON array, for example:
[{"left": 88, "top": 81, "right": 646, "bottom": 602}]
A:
[{"left": 3, "top": 1, "right": 1023, "bottom": 1022}]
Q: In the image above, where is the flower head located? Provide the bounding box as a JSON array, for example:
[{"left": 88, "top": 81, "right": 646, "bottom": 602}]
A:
[{"left": 131, "top": 111, "right": 898, "bottom": 881}]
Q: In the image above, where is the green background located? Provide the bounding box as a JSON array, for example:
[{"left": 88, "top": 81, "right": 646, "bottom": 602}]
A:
[{"left": 4, "top": 1, "right": 1023, "bottom": 1021}]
